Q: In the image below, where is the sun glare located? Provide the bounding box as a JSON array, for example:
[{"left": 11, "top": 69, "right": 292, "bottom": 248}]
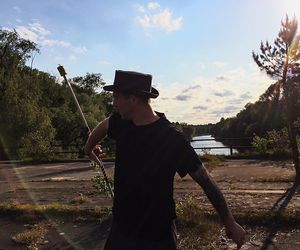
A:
[{"left": 278, "top": 1, "right": 300, "bottom": 20}]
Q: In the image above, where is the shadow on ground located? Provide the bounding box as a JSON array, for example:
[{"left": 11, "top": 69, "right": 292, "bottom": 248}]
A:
[{"left": 260, "top": 183, "right": 300, "bottom": 250}]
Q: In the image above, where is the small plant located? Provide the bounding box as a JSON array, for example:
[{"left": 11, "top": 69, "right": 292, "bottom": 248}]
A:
[
  {"left": 252, "top": 128, "right": 291, "bottom": 157},
  {"left": 71, "top": 193, "right": 88, "bottom": 204},
  {"left": 11, "top": 222, "right": 48, "bottom": 250},
  {"left": 252, "top": 136, "right": 268, "bottom": 154},
  {"left": 90, "top": 161, "right": 114, "bottom": 196},
  {"left": 200, "top": 154, "right": 225, "bottom": 171},
  {"left": 176, "top": 196, "right": 221, "bottom": 250}
]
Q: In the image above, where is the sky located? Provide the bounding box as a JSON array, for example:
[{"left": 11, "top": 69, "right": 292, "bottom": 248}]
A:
[{"left": 1, "top": 0, "right": 300, "bottom": 125}]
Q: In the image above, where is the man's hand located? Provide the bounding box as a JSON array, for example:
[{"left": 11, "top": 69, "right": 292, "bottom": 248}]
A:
[
  {"left": 225, "top": 221, "right": 246, "bottom": 249},
  {"left": 92, "top": 144, "right": 105, "bottom": 159}
]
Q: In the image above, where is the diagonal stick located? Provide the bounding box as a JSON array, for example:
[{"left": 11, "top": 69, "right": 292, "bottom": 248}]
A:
[{"left": 57, "top": 65, "right": 114, "bottom": 198}]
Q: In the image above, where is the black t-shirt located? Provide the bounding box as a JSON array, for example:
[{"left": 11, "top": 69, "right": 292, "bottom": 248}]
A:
[{"left": 107, "top": 112, "right": 202, "bottom": 240}]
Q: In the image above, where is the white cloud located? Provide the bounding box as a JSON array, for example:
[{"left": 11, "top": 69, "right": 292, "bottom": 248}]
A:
[
  {"left": 136, "top": 3, "right": 183, "bottom": 34},
  {"left": 134, "top": 4, "right": 145, "bottom": 13},
  {"left": 39, "top": 39, "right": 70, "bottom": 47},
  {"left": 11, "top": 21, "right": 88, "bottom": 63},
  {"left": 193, "top": 105, "right": 208, "bottom": 110},
  {"left": 151, "top": 63, "right": 273, "bottom": 124},
  {"left": 15, "top": 26, "right": 38, "bottom": 42},
  {"left": 29, "top": 22, "right": 51, "bottom": 36},
  {"left": 147, "top": 2, "right": 160, "bottom": 10},
  {"left": 213, "top": 61, "right": 228, "bottom": 69}
]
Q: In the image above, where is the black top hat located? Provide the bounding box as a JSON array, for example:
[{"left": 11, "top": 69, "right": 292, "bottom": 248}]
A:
[{"left": 103, "top": 70, "right": 159, "bottom": 98}]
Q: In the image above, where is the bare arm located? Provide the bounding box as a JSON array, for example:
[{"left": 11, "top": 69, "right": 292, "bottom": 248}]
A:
[
  {"left": 84, "top": 117, "right": 109, "bottom": 159},
  {"left": 189, "top": 165, "right": 246, "bottom": 248}
]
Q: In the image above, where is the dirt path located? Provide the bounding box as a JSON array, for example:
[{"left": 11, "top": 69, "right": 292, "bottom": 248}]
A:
[{"left": 0, "top": 159, "right": 299, "bottom": 249}]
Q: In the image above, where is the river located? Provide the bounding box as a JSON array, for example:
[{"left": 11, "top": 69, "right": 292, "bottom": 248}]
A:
[{"left": 191, "top": 135, "right": 238, "bottom": 156}]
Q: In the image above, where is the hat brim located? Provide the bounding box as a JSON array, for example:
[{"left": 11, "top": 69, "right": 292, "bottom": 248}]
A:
[{"left": 103, "top": 85, "right": 159, "bottom": 98}]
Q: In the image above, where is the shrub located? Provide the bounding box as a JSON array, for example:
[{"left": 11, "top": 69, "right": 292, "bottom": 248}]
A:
[
  {"left": 252, "top": 128, "right": 291, "bottom": 157},
  {"left": 90, "top": 161, "right": 114, "bottom": 196}
]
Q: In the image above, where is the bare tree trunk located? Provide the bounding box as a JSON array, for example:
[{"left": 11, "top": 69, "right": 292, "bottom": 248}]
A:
[
  {"left": 287, "top": 120, "right": 300, "bottom": 183},
  {"left": 284, "top": 88, "right": 300, "bottom": 184}
]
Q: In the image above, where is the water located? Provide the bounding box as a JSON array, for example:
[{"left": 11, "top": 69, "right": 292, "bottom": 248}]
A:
[{"left": 191, "top": 135, "right": 238, "bottom": 156}]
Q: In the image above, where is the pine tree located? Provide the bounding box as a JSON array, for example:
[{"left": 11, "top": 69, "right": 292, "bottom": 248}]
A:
[{"left": 253, "top": 16, "right": 300, "bottom": 183}]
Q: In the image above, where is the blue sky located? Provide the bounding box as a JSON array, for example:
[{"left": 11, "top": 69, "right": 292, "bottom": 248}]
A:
[{"left": 1, "top": 0, "right": 300, "bottom": 124}]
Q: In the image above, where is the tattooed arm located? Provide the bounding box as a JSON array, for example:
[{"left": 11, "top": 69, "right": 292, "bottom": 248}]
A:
[{"left": 189, "top": 165, "right": 246, "bottom": 248}]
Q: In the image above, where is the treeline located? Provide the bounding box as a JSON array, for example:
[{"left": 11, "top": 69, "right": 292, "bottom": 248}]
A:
[
  {"left": 0, "top": 29, "right": 209, "bottom": 161},
  {"left": 173, "top": 122, "right": 214, "bottom": 140},
  {"left": 0, "top": 29, "right": 113, "bottom": 161},
  {"left": 213, "top": 83, "right": 300, "bottom": 145},
  {"left": 213, "top": 16, "right": 300, "bottom": 148}
]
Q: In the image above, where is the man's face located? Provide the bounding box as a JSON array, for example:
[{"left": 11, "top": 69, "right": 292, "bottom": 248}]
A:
[{"left": 112, "top": 91, "right": 134, "bottom": 120}]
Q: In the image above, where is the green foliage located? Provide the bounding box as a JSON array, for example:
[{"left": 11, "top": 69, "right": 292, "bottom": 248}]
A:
[
  {"left": 90, "top": 161, "right": 114, "bottom": 196},
  {"left": 0, "top": 28, "right": 113, "bottom": 161},
  {"left": 214, "top": 16, "right": 300, "bottom": 170},
  {"left": 176, "top": 196, "right": 220, "bottom": 250},
  {"left": 18, "top": 129, "right": 55, "bottom": 161},
  {"left": 200, "top": 154, "right": 225, "bottom": 171},
  {"left": 252, "top": 136, "right": 268, "bottom": 154},
  {"left": 252, "top": 128, "right": 292, "bottom": 157},
  {"left": 72, "top": 73, "right": 105, "bottom": 94},
  {"left": 252, "top": 15, "right": 300, "bottom": 178},
  {"left": 0, "top": 29, "right": 38, "bottom": 78},
  {"left": 214, "top": 99, "right": 286, "bottom": 141}
]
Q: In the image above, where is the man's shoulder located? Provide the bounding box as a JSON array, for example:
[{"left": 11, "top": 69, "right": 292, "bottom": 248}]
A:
[{"left": 158, "top": 118, "right": 187, "bottom": 143}]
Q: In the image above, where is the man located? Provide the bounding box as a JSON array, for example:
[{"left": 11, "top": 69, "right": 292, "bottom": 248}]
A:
[{"left": 85, "top": 70, "right": 246, "bottom": 250}]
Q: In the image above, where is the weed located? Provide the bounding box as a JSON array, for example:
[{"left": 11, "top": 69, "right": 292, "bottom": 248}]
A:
[
  {"left": 11, "top": 221, "right": 48, "bottom": 249},
  {"left": 0, "top": 203, "right": 111, "bottom": 222},
  {"left": 200, "top": 154, "right": 225, "bottom": 171},
  {"left": 176, "top": 196, "right": 221, "bottom": 249},
  {"left": 70, "top": 193, "right": 88, "bottom": 204}
]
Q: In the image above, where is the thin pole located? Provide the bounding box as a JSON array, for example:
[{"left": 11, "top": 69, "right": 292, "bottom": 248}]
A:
[{"left": 57, "top": 65, "right": 114, "bottom": 198}]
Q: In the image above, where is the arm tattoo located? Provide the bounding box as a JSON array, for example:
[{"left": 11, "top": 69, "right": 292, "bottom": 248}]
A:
[{"left": 192, "top": 167, "right": 231, "bottom": 223}]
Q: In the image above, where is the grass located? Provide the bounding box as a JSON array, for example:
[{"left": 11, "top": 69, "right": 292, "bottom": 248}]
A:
[
  {"left": 1, "top": 198, "right": 299, "bottom": 226},
  {"left": 199, "top": 154, "right": 225, "bottom": 172},
  {"left": 225, "top": 151, "right": 292, "bottom": 160},
  {"left": 234, "top": 209, "right": 300, "bottom": 227},
  {"left": 0, "top": 203, "right": 111, "bottom": 222},
  {"left": 1, "top": 197, "right": 300, "bottom": 249},
  {"left": 175, "top": 195, "right": 300, "bottom": 249},
  {"left": 11, "top": 221, "right": 48, "bottom": 250},
  {"left": 70, "top": 193, "right": 89, "bottom": 204},
  {"left": 176, "top": 196, "right": 221, "bottom": 249}
]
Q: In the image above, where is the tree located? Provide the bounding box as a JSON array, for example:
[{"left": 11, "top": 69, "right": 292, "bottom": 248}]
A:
[
  {"left": 0, "top": 29, "right": 55, "bottom": 160},
  {"left": 253, "top": 16, "right": 300, "bottom": 183},
  {"left": 72, "top": 73, "right": 105, "bottom": 94}
]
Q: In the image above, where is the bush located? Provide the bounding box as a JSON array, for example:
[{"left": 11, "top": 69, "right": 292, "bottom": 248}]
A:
[
  {"left": 90, "top": 161, "right": 114, "bottom": 196},
  {"left": 252, "top": 128, "right": 291, "bottom": 157},
  {"left": 18, "top": 128, "right": 55, "bottom": 161}
]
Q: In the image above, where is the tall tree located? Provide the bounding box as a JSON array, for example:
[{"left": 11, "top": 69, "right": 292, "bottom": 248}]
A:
[
  {"left": 0, "top": 29, "right": 55, "bottom": 160},
  {"left": 253, "top": 16, "right": 300, "bottom": 183}
]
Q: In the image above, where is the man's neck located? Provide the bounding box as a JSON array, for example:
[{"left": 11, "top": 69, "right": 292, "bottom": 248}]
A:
[{"left": 131, "top": 105, "right": 159, "bottom": 126}]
